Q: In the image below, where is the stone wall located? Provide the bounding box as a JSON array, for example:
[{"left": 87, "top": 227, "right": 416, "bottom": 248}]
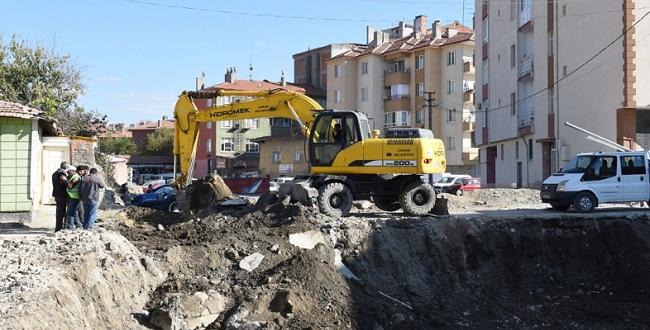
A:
[{"left": 70, "top": 137, "right": 97, "bottom": 167}]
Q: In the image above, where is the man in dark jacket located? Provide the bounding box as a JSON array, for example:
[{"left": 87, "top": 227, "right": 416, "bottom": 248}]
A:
[
  {"left": 51, "top": 162, "right": 69, "bottom": 232},
  {"left": 80, "top": 168, "right": 105, "bottom": 230}
]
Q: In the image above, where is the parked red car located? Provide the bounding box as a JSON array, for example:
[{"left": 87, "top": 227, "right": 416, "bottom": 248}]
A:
[{"left": 435, "top": 176, "right": 481, "bottom": 196}]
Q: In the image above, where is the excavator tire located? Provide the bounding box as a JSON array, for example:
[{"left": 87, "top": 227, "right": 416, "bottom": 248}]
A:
[
  {"left": 318, "top": 182, "right": 353, "bottom": 218},
  {"left": 373, "top": 196, "right": 401, "bottom": 212},
  {"left": 399, "top": 181, "right": 436, "bottom": 216}
]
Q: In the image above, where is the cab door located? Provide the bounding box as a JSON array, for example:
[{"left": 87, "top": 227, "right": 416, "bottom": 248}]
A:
[
  {"left": 309, "top": 113, "right": 362, "bottom": 167},
  {"left": 620, "top": 154, "right": 648, "bottom": 201},
  {"left": 582, "top": 155, "right": 621, "bottom": 203}
]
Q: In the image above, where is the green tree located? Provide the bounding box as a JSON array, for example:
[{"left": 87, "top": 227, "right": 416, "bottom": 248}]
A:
[
  {"left": 55, "top": 106, "right": 107, "bottom": 137},
  {"left": 142, "top": 128, "right": 174, "bottom": 155},
  {"left": 99, "top": 137, "right": 137, "bottom": 155},
  {"left": 0, "top": 35, "right": 83, "bottom": 115}
]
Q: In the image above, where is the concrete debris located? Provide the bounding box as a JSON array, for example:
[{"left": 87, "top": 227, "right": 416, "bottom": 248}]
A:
[
  {"left": 269, "top": 244, "right": 280, "bottom": 253},
  {"left": 289, "top": 230, "right": 326, "bottom": 250},
  {"left": 334, "top": 249, "right": 361, "bottom": 282},
  {"left": 157, "top": 224, "right": 165, "bottom": 231},
  {"left": 239, "top": 253, "right": 264, "bottom": 272},
  {"left": 149, "top": 291, "right": 229, "bottom": 330},
  {"left": 353, "top": 201, "right": 374, "bottom": 210}
]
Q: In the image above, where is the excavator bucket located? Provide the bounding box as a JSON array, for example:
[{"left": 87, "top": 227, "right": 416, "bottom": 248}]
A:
[{"left": 176, "top": 175, "right": 234, "bottom": 211}]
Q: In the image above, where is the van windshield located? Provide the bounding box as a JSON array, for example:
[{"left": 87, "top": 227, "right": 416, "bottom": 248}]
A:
[{"left": 561, "top": 155, "right": 594, "bottom": 173}]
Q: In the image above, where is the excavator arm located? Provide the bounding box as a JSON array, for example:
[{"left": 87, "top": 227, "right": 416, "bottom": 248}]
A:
[{"left": 173, "top": 89, "right": 323, "bottom": 187}]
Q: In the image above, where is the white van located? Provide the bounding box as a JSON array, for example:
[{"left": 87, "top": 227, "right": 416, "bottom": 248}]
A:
[{"left": 541, "top": 151, "right": 649, "bottom": 212}]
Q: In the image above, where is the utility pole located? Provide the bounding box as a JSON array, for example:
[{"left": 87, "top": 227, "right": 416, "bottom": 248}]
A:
[{"left": 424, "top": 91, "right": 436, "bottom": 184}]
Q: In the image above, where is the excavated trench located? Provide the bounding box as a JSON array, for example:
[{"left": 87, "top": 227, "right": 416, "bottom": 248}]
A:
[
  {"left": 344, "top": 217, "right": 650, "bottom": 328},
  {"left": 114, "top": 206, "right": 650, "bottom": 329}
]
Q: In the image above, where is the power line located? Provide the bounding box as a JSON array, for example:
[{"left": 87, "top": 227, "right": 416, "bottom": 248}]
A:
[
  {"left": 473, "top": 9, "right": 650, "bottom": 115},
  {"left": 119, "top": 0, "right": 395, "bottom": 22}
]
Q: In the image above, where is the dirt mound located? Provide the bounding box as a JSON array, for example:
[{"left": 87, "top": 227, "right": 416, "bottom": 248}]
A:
[
  {"left": 446, "top": 188, "right": 543, "bottom": 211},
  {"left": 0, "top": 229, "right": 166, "bottom": 330}
]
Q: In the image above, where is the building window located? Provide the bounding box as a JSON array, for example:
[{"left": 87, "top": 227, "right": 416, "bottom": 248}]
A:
[
  {"left": 482, "top": 18, "right": 489, "bottom": 43},
  {"left": 390, "top": 84, "right": 409, "bottom": 99},
  {"left": 528, "top": 139, "right": 533, "bottom": 159},
  {"left": 334, "top": 90, "right": 341, "bottom": 104},
  {"left": 563, "top": 65, "right": 567, "bottom": 76},
  {"left": 416, "top": 110, "right": 425, "bottom": 124},
  {"left": 392, "top": 60, "right": 405, "bottom": 72},
  {"left": 515, "top": 141, "right": 520, "bottom": 159},
  {"left": 510, "top": 0, "right": 516, "bottom": 20},
  {"left": 446, "top": 136, "right": 456, "bottom": 150},
  {"left": 510, "top": 92, "right": 516, "bottom": 116},
  {"left": 384, "top": 111, "right": 410, "bottom": 127},
  {"left": 562, "top": 4, "right": 566, "bottom": 16},
  {"left": 221, "top": 138, "right": 234, "bottom": 152},
  {"left": 272, "top": 151, "right": 281, "bottom": 163},
  {"left": 334, "top": 64, "right": 341, "bottom": 77},
  {"left": 548, "top": 89, "right": 554, "bottom": 113},
  {"left": 206, "top": 122, "right": 212, "bottom": 129},
  {"left": 206, "top": 138, "right": 212, "bottom": 154},
  {"left": 482, "top": 61, "right": 489, "bottom": 82},
  {"left": 416, "top": 55, "right": 425, "bottom": 69},
  {"left": 483, "top": 101, "right": 489, "bottom": 128},
  {"left": 270, "top": 118, "right": 292, "bottom": 127},
  {"left": 361, "top": 62, "right": 368, "bottom": 75},
  {"left": 361, "top": 88, "right": 368, "bottom": 102},
  {"left": 500, "top": 144, "right": 504, "bottom": 160},
  {"left": 206, "top": 98, "right": 214, "bottom": 107},
  {"left": 244, "top": 119, "right": 259, "bottom": 129},
  {"left": 447, "top": 51, "right": 456, "bottom": 66},
  {"left": 447, "top": 80, "right": 456, "bottom": 94},
  {"left": 245, "top": 140, "right": 259, "bottom": 153},
  {"left": 510, "top": 45, "right": 516, "bottom": 68},
  {"left": 417, "top": 82, "right": 424, "bottom": 96},
  {"left": 447, "top": 109, "right": 456, "bottom": 122},
  {"left": 294, "top": 150, "right": 304, "bottom": 162},
  {"left": 221, "top": 120, "right": 233, "bottom": 128}
]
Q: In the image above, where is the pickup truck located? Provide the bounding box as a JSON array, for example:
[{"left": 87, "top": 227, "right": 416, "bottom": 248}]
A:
[{"left": 541, "top": 151, "right": 649, "bottom": 212}]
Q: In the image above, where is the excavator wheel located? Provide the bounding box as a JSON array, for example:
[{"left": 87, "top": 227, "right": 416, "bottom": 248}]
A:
[
  {"left": 317, "top": 182, "right": 353, "bottom": 218},
  {"left": 373, "top": 196, "right": 401, "bottom": 212},
  {"left": 399, "top": 181, "right": 436, "bottom": 216}
]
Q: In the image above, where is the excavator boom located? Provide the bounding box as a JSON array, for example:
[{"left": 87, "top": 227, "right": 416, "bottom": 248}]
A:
[{"left": 173, "top": 89, "right": 323, "bottom": 187}]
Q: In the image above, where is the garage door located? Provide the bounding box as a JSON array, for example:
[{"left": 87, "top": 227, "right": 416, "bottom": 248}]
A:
[{"left": 0, "top": 118, "right": 32, "bottom": 212}]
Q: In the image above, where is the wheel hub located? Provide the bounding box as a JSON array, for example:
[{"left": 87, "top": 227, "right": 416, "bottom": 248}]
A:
[
  {"left": 579, "top": 197, "right": 592, "bottom": 210},
  {"left": 413, "top": 190, "right": 429, "bottom": 206},
  {"left": 330, "top": 194, "right": 342, "bottom": 208}
]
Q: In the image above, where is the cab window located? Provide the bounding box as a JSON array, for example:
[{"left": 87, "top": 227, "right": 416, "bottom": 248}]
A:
[
  {"left": 583, "top": 156, "right": 617, "bottom": 181},
  {"left": 621, "top": 155, "right": 646, "bottom": 175}
]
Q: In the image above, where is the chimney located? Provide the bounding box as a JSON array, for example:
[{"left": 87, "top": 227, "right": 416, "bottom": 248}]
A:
[
  {"left": 367, "top": 26, "right": 375, "bottom": 44},
  {"left": 162, "top": 115, "right": 168, "bottom": 121},
  {"left": 413, "top": 15, "right": 427, "bottom": 38},
  {"left": 432, "top": 20, "right": 442, "bottom": 39},
  {"left": 224, "top": 67, "right": 236, "bottom": 83},
  {"left": 398, "top": 21, "right": 407, "bottom": 37},
  {"left": 195, "top": 72, "right": 205, "bottom": 91},
  {"left": 280, "top": 70, "right": 287, "bottom": 87}
]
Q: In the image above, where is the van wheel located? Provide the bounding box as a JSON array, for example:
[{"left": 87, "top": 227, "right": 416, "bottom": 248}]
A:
[
  {"left": 573, "top": 192, "right": 597, "bottom": 213},
  {"left": 373, "top": 196, "right": 401, "bottom": 212},
  {"left": 550, "top": 203, "right": 570, "bottom": 211},
  {"left": 318, "top": 182, "right": 353, "bottom": 218},
  {"left": 399, "top": 181, "right": 436, "bottom": 215}
]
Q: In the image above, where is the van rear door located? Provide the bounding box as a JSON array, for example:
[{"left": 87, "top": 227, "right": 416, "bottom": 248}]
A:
[{"left": 620, "top": 154, "right": 648, "bottom": 202}]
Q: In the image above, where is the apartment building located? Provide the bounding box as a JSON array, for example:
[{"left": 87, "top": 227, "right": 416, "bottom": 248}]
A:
[
  {"left": 326, "top": 16, "right": 478, "bottom": 174},
  {"left": 474, "top": 0, "right": 650, "bottom": 188}
]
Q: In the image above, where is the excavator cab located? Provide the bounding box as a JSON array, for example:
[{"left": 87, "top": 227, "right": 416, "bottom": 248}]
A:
[{"left": 309, "top": 111, "right": 371, "bottom": 166}]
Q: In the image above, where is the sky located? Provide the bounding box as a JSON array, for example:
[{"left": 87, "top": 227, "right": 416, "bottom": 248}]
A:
[{"left": 2, "top": 0, "right": 473, "bottom": 123}]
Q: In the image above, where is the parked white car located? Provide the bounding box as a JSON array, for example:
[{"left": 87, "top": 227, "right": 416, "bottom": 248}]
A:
[{"left": 541, "top": 151, "right": 649, "bottom": 212}]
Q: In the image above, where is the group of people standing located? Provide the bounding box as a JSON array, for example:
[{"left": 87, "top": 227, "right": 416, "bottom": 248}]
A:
[{"left": 52, "top": 161, "right": 105, "bottom": 232}]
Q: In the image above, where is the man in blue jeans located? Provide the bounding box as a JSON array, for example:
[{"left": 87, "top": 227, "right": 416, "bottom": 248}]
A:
[{"left": 80, "top": 168, "right": 105, "bottom": 230}]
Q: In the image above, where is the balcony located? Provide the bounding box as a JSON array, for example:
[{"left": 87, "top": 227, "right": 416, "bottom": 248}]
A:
[
  {"left": 518, "top": 98, "right": 535, "bottom": 135},
  {"left": 463, "top": 151, "right": 479, "bottom": 162},
  {"left": 519, "top": 55, "right": 534, "bottom": 79},
  {"left": 463, "top": 91, "right": 474, "bottom": 103},
  {"left": 384, "top": 94, "right": 410, "bottom": 112},
  {"left": 482, "top": 84, "right": 489, "bottom": 101},
  {"left": 518, "top": 4, "right": 532, "bottom": 30},
  {"left": 463, "top": 120, "right": 474, "bottom": 131},
  {"left": 384, "top": 69, "right": 410, "bottom": 87},
  {"left": 463, "top": 60, "right": 475, "bottom": 74}
]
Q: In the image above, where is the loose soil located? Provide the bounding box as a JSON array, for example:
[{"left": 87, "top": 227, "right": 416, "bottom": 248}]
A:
[{"left": 3, "top": 188, "right": 650, "bottom": 329}]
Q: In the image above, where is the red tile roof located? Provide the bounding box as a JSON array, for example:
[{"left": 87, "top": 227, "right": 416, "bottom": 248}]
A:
[
  {"left": 204, "top": 79, "right": 326, "bottom": 98},
  {"left": 0, "top": 100, "right": 61, "bottom": 135},
  {"left": 328, "top": 22, "right": 473, "bottom": 61},
  {"left": 129, "top": 119, "right": 175, "bottom": 131}
]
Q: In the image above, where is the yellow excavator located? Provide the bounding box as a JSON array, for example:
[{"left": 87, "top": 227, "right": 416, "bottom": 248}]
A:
[{"left": 173, "top": 89, "right": 446, "bottom": 217}]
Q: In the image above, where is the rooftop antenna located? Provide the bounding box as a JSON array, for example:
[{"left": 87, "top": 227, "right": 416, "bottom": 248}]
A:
[{"left": 249, "top": 55, "right": 254, "bottom": 81}]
